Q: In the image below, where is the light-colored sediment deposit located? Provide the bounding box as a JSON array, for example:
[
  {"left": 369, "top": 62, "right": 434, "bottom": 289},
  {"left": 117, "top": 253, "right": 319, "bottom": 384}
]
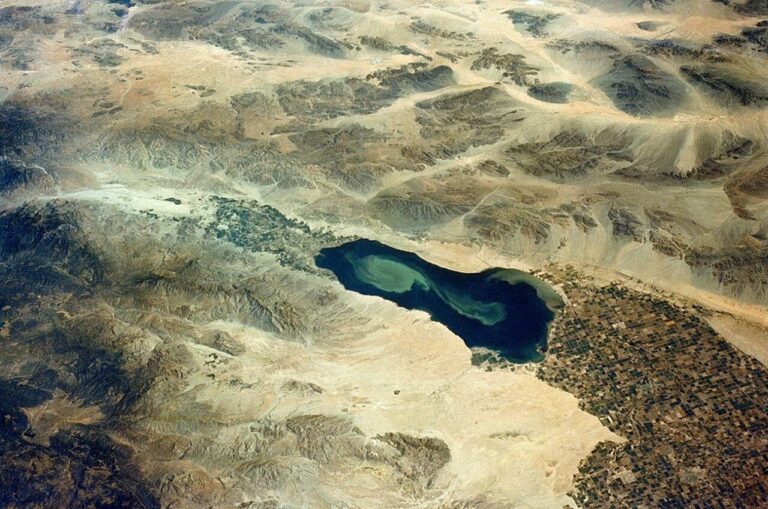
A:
[{"left": 1, "top": 0, "right": 767, "bottom": 507}]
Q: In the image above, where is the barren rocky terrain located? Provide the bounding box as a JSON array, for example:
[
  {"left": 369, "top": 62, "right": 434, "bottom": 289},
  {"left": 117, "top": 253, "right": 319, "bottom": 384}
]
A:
[{"left": 1, "top": 0, "right": 767, "bottom": 507}]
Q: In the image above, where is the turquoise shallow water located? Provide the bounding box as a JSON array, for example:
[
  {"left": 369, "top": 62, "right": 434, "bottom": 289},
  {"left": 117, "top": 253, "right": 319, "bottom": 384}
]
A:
[{"left": 315, "top": 239, "right": 563, "bottom": 363}]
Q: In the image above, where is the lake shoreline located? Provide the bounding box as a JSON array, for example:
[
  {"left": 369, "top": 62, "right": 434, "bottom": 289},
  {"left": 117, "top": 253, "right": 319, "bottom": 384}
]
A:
[{"left": 316, "top": 238, "right": 562, "bottom": 363}]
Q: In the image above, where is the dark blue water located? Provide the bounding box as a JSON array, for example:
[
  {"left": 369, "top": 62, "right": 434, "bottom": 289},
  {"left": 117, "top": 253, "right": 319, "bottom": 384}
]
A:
[{"left": 315, "top": 239, "right": 562, "bottom": 363}]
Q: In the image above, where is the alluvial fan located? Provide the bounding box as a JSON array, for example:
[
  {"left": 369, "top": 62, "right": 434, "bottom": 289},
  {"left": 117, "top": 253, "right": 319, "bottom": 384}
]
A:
[{"left": 1, "top": 0, "right": 767, "bottom": 508}]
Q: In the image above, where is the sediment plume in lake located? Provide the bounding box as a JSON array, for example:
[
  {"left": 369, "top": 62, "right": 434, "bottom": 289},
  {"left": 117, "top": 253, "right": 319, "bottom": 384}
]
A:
[{"left": 1, "top": 0, "right": 767, "bottom": 507}]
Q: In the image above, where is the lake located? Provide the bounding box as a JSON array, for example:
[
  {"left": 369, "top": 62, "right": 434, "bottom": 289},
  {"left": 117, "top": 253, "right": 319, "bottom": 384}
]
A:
[{"left": 315, "top": 239, "right": 563, "bottom": 363}]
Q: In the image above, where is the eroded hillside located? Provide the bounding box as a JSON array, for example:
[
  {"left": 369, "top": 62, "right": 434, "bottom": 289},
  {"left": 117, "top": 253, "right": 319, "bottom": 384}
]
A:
[{"left": 1, "top": 0, "right": 768, "bottom": 507}]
